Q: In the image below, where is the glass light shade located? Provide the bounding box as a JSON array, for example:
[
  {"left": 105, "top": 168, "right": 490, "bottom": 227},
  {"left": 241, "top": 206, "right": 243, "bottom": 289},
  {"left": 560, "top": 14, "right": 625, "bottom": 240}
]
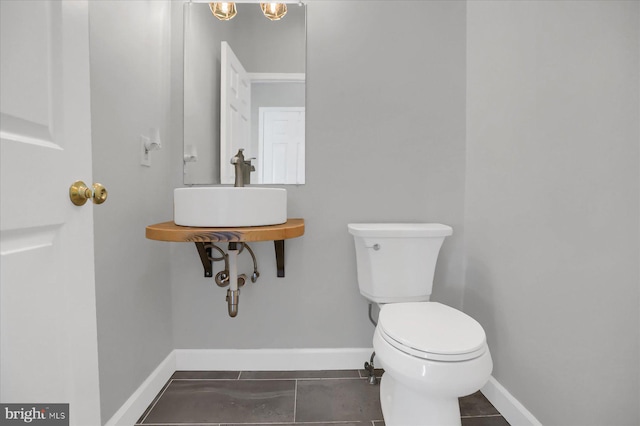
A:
[
  {"left": 260, "top": 3, "right": 287, "bottom": 20},
  {"left": 209, "top": 2, "right": 237, "bottom": 20}
]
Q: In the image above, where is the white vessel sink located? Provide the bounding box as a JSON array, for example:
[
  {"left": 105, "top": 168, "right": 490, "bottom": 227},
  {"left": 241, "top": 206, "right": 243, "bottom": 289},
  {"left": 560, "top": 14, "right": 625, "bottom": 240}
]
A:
[{"left": 174, "top": 187, "right": 287, "bottom": 227}]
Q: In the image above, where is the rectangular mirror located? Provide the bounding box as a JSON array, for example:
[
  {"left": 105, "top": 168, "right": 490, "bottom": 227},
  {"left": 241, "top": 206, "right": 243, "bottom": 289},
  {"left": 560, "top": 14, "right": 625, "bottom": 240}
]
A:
[{"left": 183, "top": 2, "right": 306, "bottom": 185}]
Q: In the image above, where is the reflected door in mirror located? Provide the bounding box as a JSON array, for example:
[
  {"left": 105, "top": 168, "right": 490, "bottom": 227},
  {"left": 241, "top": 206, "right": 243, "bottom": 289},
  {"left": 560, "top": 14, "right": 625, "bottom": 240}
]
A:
[
  {"left": 220, "top": 41, "right": 251, "bottom": 184},
  {"left": 260, "top": 107, "right": 305, "bottom": 184}
]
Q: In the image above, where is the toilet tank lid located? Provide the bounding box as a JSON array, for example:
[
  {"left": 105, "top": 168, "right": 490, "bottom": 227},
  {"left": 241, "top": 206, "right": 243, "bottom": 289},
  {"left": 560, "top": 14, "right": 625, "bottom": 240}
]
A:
[{"left": 347, "top": 223, "right": 453, "bottom": 238}]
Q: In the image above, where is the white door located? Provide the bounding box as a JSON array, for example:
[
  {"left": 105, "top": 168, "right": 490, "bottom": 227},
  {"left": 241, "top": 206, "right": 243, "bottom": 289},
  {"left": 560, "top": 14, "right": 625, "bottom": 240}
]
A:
[
  {"left": 259, "top": 107, "right": 305, "bottom": 184},
  {"left": 220, "top": 41, "right": 251, "bottom": 184},
  {"left": 0, "top": 2, "right": 101, "bottom": 425}
]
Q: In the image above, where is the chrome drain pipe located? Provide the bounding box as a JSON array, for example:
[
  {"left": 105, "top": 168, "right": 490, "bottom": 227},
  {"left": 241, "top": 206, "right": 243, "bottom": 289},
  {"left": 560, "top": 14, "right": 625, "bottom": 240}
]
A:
[
  {"left": 226, "top": 289, "right": 240, "bottom": 317},
  {"left": 226, "top": 243, "right": 240, "bottom": 317},
  {"left": 209, "top": 242, "right": 259, "bottom": 317}
]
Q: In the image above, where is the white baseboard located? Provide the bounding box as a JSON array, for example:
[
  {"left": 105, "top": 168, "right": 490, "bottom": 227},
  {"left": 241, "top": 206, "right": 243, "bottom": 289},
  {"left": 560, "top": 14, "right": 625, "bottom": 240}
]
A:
[
  {"left": 105, "top": 348, "right": 373, "bottom": 426},
  {"left": 175, "top": 347, "right": 374, "bottom": 371},
  {"left": 481, "top": 376, "right": 542, "bottom": 426},
  {"left": 104, "top": 351, "right": 176, "bottom": 426}
]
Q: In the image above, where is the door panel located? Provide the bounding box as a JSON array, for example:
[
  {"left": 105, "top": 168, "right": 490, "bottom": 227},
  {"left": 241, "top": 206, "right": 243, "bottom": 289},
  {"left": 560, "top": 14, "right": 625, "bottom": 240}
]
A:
[{"left": 0, "top": 1, "right": 101, "bottom": 424}]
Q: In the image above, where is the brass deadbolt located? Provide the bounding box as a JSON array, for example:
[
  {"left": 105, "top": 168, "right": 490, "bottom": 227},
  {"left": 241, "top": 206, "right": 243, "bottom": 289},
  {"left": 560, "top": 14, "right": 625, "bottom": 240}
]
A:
[{"left": 69, "top": 181, "right": 108, "bottom": 206}]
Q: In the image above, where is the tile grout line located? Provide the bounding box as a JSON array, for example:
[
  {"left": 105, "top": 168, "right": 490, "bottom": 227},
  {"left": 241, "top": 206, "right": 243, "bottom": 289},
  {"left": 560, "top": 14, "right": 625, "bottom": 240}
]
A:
[
  {"left": 145, "top": 423, "right": 379, "bottom": 426},
  {"left": 215, "top": 422, "right": 370, "bottom": 425},
  {"left": 138, "top": 378, "right": 174, "bottom": 425},
  {"left": 460, "top": 413, "right": 504, "bottom": 418},
  {"left": 170, "top": 376, "right": 366, "bottom": 382},
  {"left": 136, "top": 423, "right": 219, "bottom": 426},
  {"left": 293, "top": 379, "right": 298, "bottom": 423}
]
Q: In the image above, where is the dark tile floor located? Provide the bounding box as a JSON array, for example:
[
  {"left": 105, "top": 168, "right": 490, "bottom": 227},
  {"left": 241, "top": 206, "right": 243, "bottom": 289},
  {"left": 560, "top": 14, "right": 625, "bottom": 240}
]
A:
[{"left": 136, "top": 370, "right": 510, "bottom": 426}]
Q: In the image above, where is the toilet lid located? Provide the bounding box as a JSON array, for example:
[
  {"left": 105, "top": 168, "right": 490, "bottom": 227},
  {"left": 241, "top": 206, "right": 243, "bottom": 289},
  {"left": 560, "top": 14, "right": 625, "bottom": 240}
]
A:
[{"left": 378, "top": 302, "right": 487, "bottom": 362}]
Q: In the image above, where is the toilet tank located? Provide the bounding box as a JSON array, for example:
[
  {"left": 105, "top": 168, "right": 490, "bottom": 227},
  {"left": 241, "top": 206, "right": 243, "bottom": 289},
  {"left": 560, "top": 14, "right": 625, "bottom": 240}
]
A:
[{"left": 348, "top": 223, "right": 453, "bottom": 304}]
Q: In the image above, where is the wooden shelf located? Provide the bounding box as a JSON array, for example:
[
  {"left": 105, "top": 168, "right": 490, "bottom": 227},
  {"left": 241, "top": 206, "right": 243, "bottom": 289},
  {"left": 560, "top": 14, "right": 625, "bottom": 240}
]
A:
[
  {"left": 146, "top": 218, "right": 304, "bottom": 243},
  {"left": 145, "top": 219, "right": 304, "bottom": 278}
]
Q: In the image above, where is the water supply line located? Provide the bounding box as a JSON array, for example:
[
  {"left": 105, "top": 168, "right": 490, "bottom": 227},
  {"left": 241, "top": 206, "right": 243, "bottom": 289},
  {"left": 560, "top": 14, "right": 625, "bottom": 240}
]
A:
[
  {"left": 241, "top": 243, "right": 260, "bottom": 283},
  {"left": 206, "top": 244, "right": 230, "bottom": 287},
  {"left": 368, "top": 302, "right": 378, "bottom": 327},
  {"left": 365, "top": 303, "right": 379, "bottom": 385}
]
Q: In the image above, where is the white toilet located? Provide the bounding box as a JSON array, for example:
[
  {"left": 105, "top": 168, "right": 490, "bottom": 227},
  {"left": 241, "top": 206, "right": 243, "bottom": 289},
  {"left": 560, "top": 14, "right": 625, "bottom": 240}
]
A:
[{"left": 348, "top": 223, "right": 492, "bottom": 426}]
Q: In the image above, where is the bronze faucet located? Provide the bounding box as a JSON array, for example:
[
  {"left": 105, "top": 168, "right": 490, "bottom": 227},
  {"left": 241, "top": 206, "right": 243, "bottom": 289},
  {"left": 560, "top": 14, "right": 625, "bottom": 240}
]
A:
[{"left": 230, "top": 148, "right": 255, "bottom": 187}]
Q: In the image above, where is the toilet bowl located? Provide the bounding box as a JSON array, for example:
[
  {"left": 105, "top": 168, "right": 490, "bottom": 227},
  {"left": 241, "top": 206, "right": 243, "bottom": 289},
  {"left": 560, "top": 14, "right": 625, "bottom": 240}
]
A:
[
  {"left": 373, "top": 302, "right": 492, "bottom": 426},
  {"left": 347, "top": 223, "right": 492, "bottom": 426}
]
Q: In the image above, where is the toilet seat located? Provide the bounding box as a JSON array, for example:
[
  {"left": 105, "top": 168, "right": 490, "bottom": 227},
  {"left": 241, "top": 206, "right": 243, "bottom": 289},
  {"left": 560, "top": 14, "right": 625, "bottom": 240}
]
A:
[{"left": 378, "top": 302, "right": 487, "bottom": 362}]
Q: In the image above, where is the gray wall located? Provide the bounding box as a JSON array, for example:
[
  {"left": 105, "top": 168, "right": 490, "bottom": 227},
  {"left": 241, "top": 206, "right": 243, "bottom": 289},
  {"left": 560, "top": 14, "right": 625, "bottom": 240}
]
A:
[
  {"left": 183, "top": 2, "right": 232, "bottom": 184},
  {"left": 229, "top": 3, "right": 305, "bottom": 73},
  {"left": 465, "top": 1, "right": 640, "bottom": 425},
  {"left": 171, "top": 1, "right": 468, "bottom": 349},
  {"left": 89, "top": 2, "right": 174, "bottom": 423}
]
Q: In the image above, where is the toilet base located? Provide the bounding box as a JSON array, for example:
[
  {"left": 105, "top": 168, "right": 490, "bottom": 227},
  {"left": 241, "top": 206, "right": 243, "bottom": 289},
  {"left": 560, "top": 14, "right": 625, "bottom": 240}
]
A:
[
  {"left": 380, "top": 372, "right": 461, "bottom": 426},
  {"left": 373, "top": 325, "right": 492, "bottom": 426}
]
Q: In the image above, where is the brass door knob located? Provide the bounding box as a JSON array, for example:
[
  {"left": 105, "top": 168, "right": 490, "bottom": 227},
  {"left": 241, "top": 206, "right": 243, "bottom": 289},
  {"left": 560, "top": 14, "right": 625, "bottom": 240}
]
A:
[
  {"left": 69, "top": 181, "right": 108, "bottom": 206},
  {"left": 92, "top": 183, "right": 108, "bottom": 204}
]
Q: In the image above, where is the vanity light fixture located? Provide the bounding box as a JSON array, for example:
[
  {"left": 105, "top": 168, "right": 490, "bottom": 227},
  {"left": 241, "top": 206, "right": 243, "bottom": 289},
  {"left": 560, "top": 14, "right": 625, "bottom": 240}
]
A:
[
  {"left": 260, "top": 2, "right": 288, "bottom": 20},
  {"left": 206, "top": 2, "right": 292, "bottom": 21},
  {"left": 209, "top": 2, "right": 237, "bottom": 20}
]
